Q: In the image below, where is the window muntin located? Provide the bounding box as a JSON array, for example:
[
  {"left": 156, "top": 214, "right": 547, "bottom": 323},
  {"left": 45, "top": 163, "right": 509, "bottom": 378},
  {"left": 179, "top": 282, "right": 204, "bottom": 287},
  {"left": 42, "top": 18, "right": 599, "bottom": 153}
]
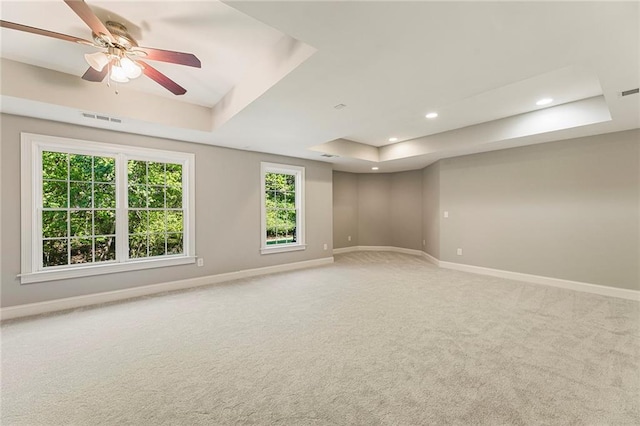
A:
[
  {"left": 21, "top": 133, "right": 195, "bottom": 283},
  {"left": 260, "top": 163, "right": 305, "bottom": 254}
]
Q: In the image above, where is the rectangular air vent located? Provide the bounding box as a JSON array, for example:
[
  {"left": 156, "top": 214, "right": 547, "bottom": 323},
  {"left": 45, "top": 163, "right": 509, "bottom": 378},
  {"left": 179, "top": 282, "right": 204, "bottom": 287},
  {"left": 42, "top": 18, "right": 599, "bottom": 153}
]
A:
[
  {"left": 320, "top": 153, "right": 339, "bottom": 158},
  {"left": 621, "top": 88, "right": 639, "bottom": 97},
  {"left": 81, "top": 112, "right": 122, "bottom": 124}
]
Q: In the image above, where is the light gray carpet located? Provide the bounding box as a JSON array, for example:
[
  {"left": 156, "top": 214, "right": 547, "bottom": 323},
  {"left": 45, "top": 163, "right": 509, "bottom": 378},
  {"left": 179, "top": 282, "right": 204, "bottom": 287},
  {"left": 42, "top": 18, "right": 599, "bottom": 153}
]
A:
[{"left": 1, "top": 251, "right": 639, "bottom": 425}]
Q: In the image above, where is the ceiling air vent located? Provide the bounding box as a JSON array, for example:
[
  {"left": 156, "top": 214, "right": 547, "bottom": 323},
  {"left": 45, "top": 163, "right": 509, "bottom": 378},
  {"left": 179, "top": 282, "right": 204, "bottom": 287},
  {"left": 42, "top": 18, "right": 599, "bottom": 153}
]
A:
[
  {"left": 320, "top": 153, "right": 339, "bottom": 158},
  {"left": 621, "top": 88, "right": 639, "bottom": 97},
  {"left": 81, "top": 112, "right": 122, "bottom": 124}
]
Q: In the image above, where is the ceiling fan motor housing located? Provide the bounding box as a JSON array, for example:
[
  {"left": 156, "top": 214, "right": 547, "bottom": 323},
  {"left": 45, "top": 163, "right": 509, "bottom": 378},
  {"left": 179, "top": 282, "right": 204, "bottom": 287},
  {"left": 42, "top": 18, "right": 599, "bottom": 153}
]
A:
[{"left": 93, "top": 21, "right": 138, "bottom": 50}]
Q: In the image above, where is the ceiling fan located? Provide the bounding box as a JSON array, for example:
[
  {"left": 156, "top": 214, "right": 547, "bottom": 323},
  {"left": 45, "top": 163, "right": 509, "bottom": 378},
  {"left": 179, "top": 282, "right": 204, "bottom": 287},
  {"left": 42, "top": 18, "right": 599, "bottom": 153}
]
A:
[{"left": 0, "top": 0, "right": 201, "bottom": 95}]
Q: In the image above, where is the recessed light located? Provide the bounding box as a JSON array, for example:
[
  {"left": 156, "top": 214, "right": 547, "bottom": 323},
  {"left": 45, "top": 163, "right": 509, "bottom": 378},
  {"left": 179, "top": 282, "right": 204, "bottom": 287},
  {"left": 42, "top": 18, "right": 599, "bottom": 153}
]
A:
[
  {"left": 425, "top": 112, "right": 438, "bottom": 119},
  {"left": 388, "top": 137, "right": 398, "bottom": 142},
  {"left": 371, "top": 167, "right": 379, "bottom": 171},
  {"left": 536, "top": 98, "right": 553, "bottom": 106}
]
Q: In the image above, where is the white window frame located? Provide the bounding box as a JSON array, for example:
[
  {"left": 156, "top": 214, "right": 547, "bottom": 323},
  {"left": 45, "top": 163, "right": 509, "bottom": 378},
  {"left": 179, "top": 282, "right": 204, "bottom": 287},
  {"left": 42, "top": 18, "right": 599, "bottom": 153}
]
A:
[
  {"left": 260, "top": 162, "right": 306, "bottom": 254},
  {"left": 20, "top": 133, "right": 196, "bottom": 284}
]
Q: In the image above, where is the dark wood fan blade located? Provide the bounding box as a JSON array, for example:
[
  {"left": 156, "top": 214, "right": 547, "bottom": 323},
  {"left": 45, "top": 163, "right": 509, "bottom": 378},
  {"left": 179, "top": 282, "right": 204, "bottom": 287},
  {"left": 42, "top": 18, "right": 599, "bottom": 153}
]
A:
[
  {"left": 63, "top": 0, "right": 114, "bottom": 43},
  {"left": 135, "top": 47, "right": 201, "bottom": 68},
  {"left": 139, "top": 61, "right": 187, "bottom": 95},
  {"left": 0, "top": 20, "right": 93, "bottom": 44},
  {"left": 81, "top": 66, "right": 107, "bottom": 82}
]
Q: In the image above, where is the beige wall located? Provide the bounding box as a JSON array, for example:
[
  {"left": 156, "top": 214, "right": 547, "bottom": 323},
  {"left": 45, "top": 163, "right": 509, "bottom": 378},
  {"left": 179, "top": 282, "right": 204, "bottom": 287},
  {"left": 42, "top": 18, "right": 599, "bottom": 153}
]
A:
[
  {"left": 357, "top": 174, "right": 392, "bottom": 246},
  {"left": 390, "top": 170, "right": 423, "bottom": 250},
  {"left": 332, "top": 171, "right": 423, "bottom": 250},
  {"left": 1, "top": 114, "right": 333, "bottom": 307},
  {"left": 333, "top": 171, "right": 358, "bottom": 249},
  {"left": 332, "top": 130, "right": 639, "bottom": 291},
  {"left": 439, "top": 130, "right": 639, "bottom": 290},
  {"left": 422, "top": 162, "right": 440, "bottom": 258}
]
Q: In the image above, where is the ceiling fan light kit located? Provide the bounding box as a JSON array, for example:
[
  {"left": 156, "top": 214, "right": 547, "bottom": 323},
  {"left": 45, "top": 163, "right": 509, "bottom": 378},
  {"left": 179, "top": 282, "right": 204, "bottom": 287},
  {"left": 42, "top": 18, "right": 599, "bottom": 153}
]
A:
[
  {"left": 84, "top": 51, "right": 109, "bottom": 71},
  {"left": 85, "top": 47, "right": 143, "bottom": 83},
  {"left": 0, "top": 0, "right": 201, "bottom": 95}
]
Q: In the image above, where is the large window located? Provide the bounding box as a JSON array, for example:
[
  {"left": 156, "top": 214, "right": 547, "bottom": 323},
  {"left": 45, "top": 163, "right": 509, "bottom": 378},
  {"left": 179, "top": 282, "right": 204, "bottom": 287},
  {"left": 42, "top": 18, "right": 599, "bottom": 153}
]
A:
[
  {"left": 21, "top": 133, "right": 195, "bottom": 283},
  {"left": 260, "top": 162, "right": 305, "bottom": 254}
]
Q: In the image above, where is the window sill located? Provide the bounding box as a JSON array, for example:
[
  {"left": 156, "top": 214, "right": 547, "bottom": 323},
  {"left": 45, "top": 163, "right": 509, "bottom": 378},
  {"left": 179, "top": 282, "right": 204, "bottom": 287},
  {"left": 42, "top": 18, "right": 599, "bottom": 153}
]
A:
[
  {"left": 19, "top": 256, "right": 196, "bottom": 284},
  {"left": 260, "top": 244, "right": 307, "bottom": 255}
]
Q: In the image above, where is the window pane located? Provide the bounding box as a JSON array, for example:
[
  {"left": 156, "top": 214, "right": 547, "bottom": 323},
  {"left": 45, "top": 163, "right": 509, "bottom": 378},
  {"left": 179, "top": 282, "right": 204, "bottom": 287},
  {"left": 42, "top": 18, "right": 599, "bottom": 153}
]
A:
[
  {"left": 128, "top": 160, "right": 147, "bottom": 184},
  {"left": 43, "top": 239, "right": 68, "bottom": 267},
  {"left": 129, "top": 210, "right": 148, "bottom": 235},
  {"left": 148, "top": 185, "right": 165, "bottom": 208},
  {"left": 42, "top": 151, "right": 68, "bottom": 180},
  {"left": 129, "top": 234, "right": 148, "bottom": 258},
  {"left": 288, "top": 210, "right": 297, "bottom": 242},
  {"left": 286, "top": 191, "right": 295, "bottom": 205},
  {"left": 95, "top": 183, "right": 116, "bottom": 208},
  {"left": 95, "top": 210, "right": 115, "bottom": 235},
  {"left": 42, "top": 211, "right": 67, "bottom": 238},
  {"left": 43, "top": 181, "right": 68, "bottom": 208},
  {"left": 166, "top": 186, "right": 182, "bottom": 209},
  {"left": 94, "top": 157, "right": 115, "bottom": 183},
  {"left": 70, "top": 238, "right": 93, "bottom": 264},
  {"left": 70, "top": 182, "right": 92, "bottom": 208},
  {"left": 69, "top": 155, "right": 93, "bottom": 182},
  {"left": 266, "top": 208, "right": 277, "bottom": 242},
  {"left": 148, "top": 162, "right": 165, "bottom": 185},
  {"left": 70, "top": 210, "right": 92, "bottom": 237},
  {"left": 285, "top": 174, "right": 295, "bottom": 191},
  {"left": 149, "top": 233, "right": 166, "bottom": 257},
  {"left": 167, "top": 233, "right": 183, "bottom": 255},
  {"left": 95, "top": 236, "right": 116, "bottom": 262},
  {"left": 149, "top": 211, "right": 166, "bottom": 233},
  {"left": 167, "top": 211, "right": 183, "bottom": 233},
  {"left": 128, "top": 184, "right": 147, "bottom": 208},
  {"left": 265, "top": 173, "right": 279, "bottom": 192},
  {"left": 166, "top": 163, "right": 182, "bottom": 186}
]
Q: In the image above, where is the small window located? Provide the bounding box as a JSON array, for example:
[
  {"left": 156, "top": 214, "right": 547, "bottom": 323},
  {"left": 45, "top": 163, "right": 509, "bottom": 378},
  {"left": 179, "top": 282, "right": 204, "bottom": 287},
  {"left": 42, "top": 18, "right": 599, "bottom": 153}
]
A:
[
  {"left": 260, "top": 162, "right": 305, "bottom": 254},
  {"left": 20, "top": 133, "right": 195, "bottom": 283}
]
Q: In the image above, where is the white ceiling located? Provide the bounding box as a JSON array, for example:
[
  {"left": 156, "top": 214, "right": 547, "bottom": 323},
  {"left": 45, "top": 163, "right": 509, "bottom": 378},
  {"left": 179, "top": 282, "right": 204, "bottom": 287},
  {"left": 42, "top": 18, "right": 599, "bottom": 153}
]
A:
[{"left": 1, "top": 0, "right": 639, "bottom": 173}]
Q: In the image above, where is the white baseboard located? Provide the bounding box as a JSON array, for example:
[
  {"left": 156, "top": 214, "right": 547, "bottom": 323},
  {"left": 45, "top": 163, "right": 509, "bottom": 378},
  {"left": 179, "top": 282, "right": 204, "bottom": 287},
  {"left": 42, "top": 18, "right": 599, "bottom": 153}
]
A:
[
  {"left": 334, "top": 245, "right": 424, "bottom": 257},
  {"left": 437, "top": 260, "right": 639, "bottom": 301},
  {"left": 0, "top": 257, "right": 334, "bottom": 321},
  {"left": 339, "top": 246, "right": 639, "bottom": 301},
  {"left": 422, "top": 251, "right": 439, "bottom": 266},
  {"left": 333, "top": 246, "right": 360, "bottom": 254}
]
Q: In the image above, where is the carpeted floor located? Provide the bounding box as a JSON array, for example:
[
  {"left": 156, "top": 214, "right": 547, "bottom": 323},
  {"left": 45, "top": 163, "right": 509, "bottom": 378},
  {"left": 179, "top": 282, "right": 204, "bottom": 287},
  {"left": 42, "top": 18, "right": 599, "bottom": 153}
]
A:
[{"left": 1, "top": 251, "right": 639, "bottom": 425}]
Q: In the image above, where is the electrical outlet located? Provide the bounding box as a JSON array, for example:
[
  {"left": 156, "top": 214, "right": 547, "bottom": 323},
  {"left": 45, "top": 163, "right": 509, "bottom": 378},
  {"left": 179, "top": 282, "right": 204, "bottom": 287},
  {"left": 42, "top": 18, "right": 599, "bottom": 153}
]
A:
[
  {"left": 348, "top": 235, "right": 351, "bottom": 241},
  {"left": 323, "top": 243, "right": 328, "bottom": 250},
  {"left": 456, "top": 248, "right": 463, "bottom": 256},
  {"left": 444, "top": 211, "right": 449, "bottom": 218},
  {"left": 197, "top": 258, "right": 204, "bottom": 267}
]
